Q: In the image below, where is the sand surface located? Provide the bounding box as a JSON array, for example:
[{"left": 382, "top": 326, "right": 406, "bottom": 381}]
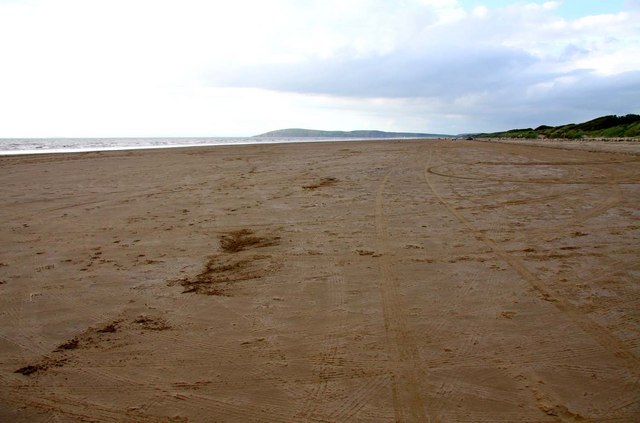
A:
[{"left": 1, "top": 139, "right": 639, "bottom": 422}]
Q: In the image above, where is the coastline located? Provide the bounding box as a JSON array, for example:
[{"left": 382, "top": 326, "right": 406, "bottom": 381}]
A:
[
  {"left": 0, "top": 136, "right": 442, "bottom": 156},
  {"left": 2, "top": 135, "right": 639, "bottom": 158},
  {"left": 1, "top": 139, "right": 639, "bottom": 421}
]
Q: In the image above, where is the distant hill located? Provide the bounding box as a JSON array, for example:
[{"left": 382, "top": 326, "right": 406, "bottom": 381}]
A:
[
  {"left": 475, "top": 114, "right": 640, "bottom": 139},
  {"left": 255, "top": 128, "right": 449, "bottom": 138}
]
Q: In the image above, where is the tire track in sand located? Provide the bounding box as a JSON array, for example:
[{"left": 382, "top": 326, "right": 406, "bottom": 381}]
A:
[
  {"left": 375, "top": 172, "right": 430, "bottom": 422},
  {"left": 421, "top": 149, "right": 640, "bottom": 422},
  {"left": 296, "top": 272, "right": 349, "bottom": 420},
  {"left": 327, "top": 374, "right": 390, "bottom": 421},
  {"left": 0, "top": 387, "right": 167, "bottom": 423},
  {"left": 423, "top": 156, "right": 640, "bottom": 377}
]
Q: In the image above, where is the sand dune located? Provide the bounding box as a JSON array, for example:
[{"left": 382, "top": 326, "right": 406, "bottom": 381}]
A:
[{"left": 1, "top": 139, "right": 639, "bottom": 422}]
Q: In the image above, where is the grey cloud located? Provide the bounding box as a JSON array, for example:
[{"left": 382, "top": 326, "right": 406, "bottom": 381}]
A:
[
  {"left": 208, "top": 23, "right": 639, "bottom": 132},
  {"left": 527, "top": 70, "right": 640, "bottom": 119},
  {"left": 445, "top": 70, "right": 640, "bottom": 130},
  {"left": 561, "top": 44, "right": 590, "bottom": 60},
  {"left": 213, "top": 46, "right": 540, "bottom": 99}
]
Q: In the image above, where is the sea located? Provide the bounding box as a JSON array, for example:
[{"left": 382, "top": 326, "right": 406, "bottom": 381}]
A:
[{"left": 0, "top": 136, "right": 431, "bottom": 156}]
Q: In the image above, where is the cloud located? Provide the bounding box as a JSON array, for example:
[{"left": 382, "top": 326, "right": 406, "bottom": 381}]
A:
[
  {"left": 0, "top": 0, "right": 638, "bottom": 136},
  {"left": 214, "top": 45, "right": 539, "bottom": 99},
  {"left": 206, "top": 0, "right": 640, "bottom": 131},
  {"left": 626, "top": 0, "right": 640, "bottom": 11}
]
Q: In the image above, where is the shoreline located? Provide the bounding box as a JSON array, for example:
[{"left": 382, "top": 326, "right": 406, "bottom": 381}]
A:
[
  {"left": 2, "top": 136, "right": 639, "bottom": 158},
  {"left": 0, "top": 136, "right": 442, "bottom": 157}
]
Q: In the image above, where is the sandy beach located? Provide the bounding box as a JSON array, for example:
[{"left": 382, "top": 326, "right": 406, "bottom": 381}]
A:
[{"left": 1, "top": 139, "right": 639, "bottom": 422}]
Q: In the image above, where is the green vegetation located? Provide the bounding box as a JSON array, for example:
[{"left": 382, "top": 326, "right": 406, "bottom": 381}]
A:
[
  {"left": 256, "top": 128, "right": 449, "bottom": 138},
  {"left": 475, "top": 114, "right": 640, "bottom": 139}
]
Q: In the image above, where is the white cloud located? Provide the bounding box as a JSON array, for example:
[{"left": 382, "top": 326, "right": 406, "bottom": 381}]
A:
[
  {"left": 472, "top": 5, "right": 488, "bottom": 18},
  {"left": 0, "top": 0, "right": 638, "bottom": 136}
]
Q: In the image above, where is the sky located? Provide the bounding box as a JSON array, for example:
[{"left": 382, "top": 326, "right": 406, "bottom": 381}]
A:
[{"left": 0, "top": 0, "right": 638, "bottom": 137}]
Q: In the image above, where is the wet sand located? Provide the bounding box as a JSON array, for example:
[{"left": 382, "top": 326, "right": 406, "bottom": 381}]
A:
[{"left": 1, "top": 139, "right": 639, "bottom": 422}]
